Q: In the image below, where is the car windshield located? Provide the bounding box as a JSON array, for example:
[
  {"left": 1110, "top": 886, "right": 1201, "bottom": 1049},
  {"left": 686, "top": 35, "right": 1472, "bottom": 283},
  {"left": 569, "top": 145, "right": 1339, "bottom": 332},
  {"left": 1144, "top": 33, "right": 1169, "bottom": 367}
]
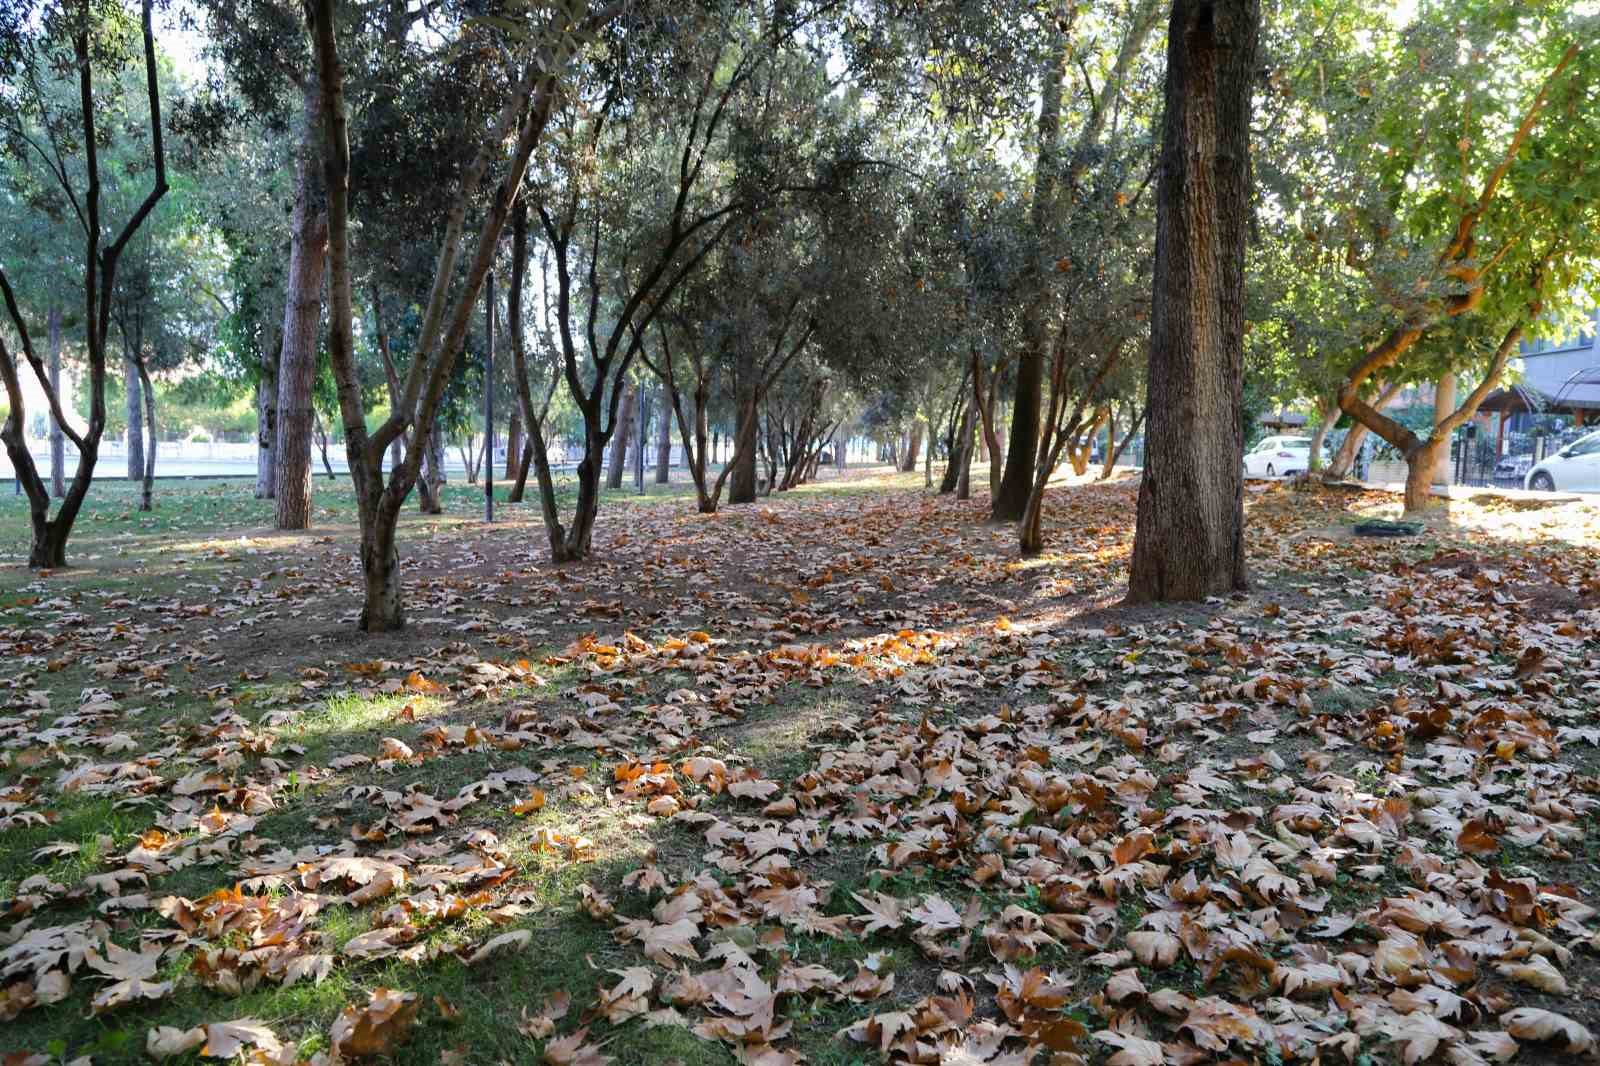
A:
[{"left": 1280, "top": 438, "right": 1312, "bottom": 448}]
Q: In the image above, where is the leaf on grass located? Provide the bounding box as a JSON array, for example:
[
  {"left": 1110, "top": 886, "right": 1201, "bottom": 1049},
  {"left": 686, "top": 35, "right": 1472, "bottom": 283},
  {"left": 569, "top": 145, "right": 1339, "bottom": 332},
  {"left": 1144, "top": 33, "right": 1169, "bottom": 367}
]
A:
[{"left": 331, "top": 988, "right": 420, "bottom": 1058}]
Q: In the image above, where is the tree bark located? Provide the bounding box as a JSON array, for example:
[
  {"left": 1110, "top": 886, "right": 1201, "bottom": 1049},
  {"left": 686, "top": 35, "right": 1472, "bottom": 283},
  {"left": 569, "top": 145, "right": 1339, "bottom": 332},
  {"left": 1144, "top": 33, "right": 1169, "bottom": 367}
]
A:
[
  {"left": 1307, "top": 398, "right": 1339, "bottom": 473},
  {"left": 136, "top": 357, "right": 155, "bottom": 510},
  {"left": 48, "top": 306, "right": 64, "bottom": 498},
  {"left": 255, "top": 333, "right": 281, "bottom": 498},
  {"left": 124, "top": 354, "right": 143, "bottom": 481},
  {"left": 606, "top": 380, "right": 635, "bottom": 489},
  {"left": 418, "top": 428, "right": 444, "bottom": 513},
  {"left": 654, "top": 385, "right": 671, "bottom": 483},
  {"left": 899, "top": 422, "right": 922, "bottom": 473},
  {"left": 1102, "top": 404, "right": 1145, "bottom": 478},
  {"left": 506, "top": 405, "right": 522, "bottom": 481},
  {"left": 1323, "top": 380, "right": 1402, "bottom": 480},
  {"left": 1127, "top": 0, "right": 1259, "bottom": 603},
  {"left": 274, "top": 80, "right": 328, "bottom": 530},
  {"left": 729, "top": 352, "right": 759, "bottom": 504}
]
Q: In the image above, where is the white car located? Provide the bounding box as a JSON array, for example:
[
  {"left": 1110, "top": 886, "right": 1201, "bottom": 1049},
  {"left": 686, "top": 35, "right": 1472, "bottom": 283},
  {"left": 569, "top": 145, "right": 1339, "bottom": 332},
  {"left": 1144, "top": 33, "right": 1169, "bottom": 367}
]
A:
[
  {"left": 1244, "top": 435, "right": 1321, "bottom": 479},
  {"left": 1525, "top": 428, "right": 1600, "bottom": 492}
]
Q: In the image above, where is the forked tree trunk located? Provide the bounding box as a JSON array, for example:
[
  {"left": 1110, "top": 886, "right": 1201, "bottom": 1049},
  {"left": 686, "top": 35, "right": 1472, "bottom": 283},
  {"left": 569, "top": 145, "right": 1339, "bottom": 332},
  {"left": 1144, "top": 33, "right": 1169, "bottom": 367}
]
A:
[
  {"left": 1405, "top": 438, "right": 1449, "bottom": 514},
  {"left": 124, "top": 355, "right": 143, "bottom": 481},
  {"left": 1324, "top": 380, "right": 1403, "bottom": 480},
  {"left": 48, "top": 307, "right": 65, "bottom": 498},
  {"left": 1127, "top": 0, "right": 1259, "bottom": 603},
  {"left": 274, "top": 81, "right": 328, "bottom": 530}
]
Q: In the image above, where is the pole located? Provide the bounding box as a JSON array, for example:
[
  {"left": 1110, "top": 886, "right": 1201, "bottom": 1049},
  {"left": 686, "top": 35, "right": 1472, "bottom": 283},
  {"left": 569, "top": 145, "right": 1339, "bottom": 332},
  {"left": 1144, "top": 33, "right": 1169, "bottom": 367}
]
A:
[{"left": 484, "top": 271, "right": 495, "bottom": 523}]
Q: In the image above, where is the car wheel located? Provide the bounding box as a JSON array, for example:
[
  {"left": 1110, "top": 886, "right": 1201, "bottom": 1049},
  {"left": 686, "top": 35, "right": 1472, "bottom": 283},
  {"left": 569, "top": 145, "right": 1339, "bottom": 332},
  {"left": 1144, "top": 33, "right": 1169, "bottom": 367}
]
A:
[
  {"left": 1529, "top": 471, "right": 1555, "bottom": 492},
  {"left": 1266, "top": 463, "right": 1276, "bottom": 477}
]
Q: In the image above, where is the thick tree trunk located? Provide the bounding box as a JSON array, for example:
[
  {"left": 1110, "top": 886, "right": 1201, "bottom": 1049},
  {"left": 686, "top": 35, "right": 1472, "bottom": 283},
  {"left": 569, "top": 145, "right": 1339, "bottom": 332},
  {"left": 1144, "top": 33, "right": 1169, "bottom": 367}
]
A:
[
  {"left": 274, "top": 81, "right": 328, "bottom": 530},
  {"left": 606, "top": 381, "right": 635, "bottom": 490},
  {"left": 1405, "top": 438, "right": 1448, "bottom": 514},
  {"left": 136, "top": 359, "right": 156, "bottom": 510},
  {"left": 654, "top": 387, "right": 672, "bottom": 483},
  {"left": 124, "top": 355, "right": 143, "bottom": 481},
  {"left": 1127, "top": 0, "right": 1259, "bottom": 603},
  {"left": 48, "top": 307, "right": 65, "bottom": 498}
]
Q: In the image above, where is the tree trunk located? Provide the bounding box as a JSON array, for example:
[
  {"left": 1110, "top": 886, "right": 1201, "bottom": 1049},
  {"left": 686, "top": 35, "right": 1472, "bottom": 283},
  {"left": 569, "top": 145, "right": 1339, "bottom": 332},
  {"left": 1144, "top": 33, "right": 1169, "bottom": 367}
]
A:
[
  {"left": 314, "top": 413, "right": 337, "bottom": 478},
  {"left": 1431, "top": 372, "right": 1456, "bottom": 486},
  {"left": 509, "top": 443, "right": 533, "bottom": 502},
  {"left": 654, "top": 387, "right": 672, "bottom": 483},
  {"left": 899, "top": 422, "right": 922, "bottom": 473},
  {"left": 418, "top": 428, "right": 444, "bottom": 513},
  {"left": 1307, "top": 399, "right": 1339, "bottom": 473},
  {"left": 941, "top": 401, "right": 971, "bottom": 495},
  {"left": 255, "top": 334, "right": 281, "bottom": 498},
  {"left": 274, "top": 81, "right": 328, "bottom": 530},
  {"left": 506, "top": 405, "right": 522, "bottom": 482},
  {"left": 1404, "top": 438, "right": 1448, "bottom": 513},
  {"left": 360, "top": 514, "right": 401, "bottom": 634},
  {"left": 606, "top": 381, "right": 635, "bottom": 489},
  {"left": 136, "top": 358, "right": 156, "bottom": 510},
  {"left": 1127, "top": 0, "right": 1259, "bottom": 604},
  {"left": 729, "top": 358, "right": 758, "bottom": 504},
  {"left": 48, "top": 307, "right": 65, "bottom": 498},
  {"left": 124, "top": 355, "right": 143, "bottom": 481},
  {"left": 956, "top": 394, "right": 975, "bottom": 499},
  {"left": 1324, "top": 380, "right": 1403, "bottom": 480},
  {"left": 1103, "top": 404, "right": 1144, "bottom": 478}
]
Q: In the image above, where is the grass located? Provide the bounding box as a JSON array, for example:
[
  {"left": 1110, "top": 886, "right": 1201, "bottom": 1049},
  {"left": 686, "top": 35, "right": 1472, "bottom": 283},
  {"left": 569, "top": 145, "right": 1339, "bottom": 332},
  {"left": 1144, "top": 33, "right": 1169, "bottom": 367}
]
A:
[{"left": 4, "top": 471, "right": 1595, "bottom": 1065}]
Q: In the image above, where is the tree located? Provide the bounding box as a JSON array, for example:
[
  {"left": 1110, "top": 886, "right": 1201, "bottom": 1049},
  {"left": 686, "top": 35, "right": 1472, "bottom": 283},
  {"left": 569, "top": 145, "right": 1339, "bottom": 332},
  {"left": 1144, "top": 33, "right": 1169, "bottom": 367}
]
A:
[
  {"left": 1126, "top": 0, "right": 1259, "bottom": 603},
  {"left": 1266, "top": 0, "right": 1600, "bottom": 513},
  {"left": 0, "top": 0, "right": 170, "bottom": 568},
  {"left": 308, "top": 0, "right": 608, "bottom": 629},
  {"left": 990, "top": 0, "right": 1163, "bottom": 521}
]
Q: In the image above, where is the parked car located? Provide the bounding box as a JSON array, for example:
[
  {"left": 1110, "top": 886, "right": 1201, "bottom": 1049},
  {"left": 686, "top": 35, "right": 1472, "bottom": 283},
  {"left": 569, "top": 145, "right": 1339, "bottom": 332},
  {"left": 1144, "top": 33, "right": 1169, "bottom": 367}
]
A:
[
  {"left": 1243, "top": 435, "right": 1323, "bottom": 479},
  {"left": 1493, "top": 453, "right": 1534, "bottom": 486},
  {"left": 1525, "top": 428, "right": 1600, "bottom": 492}
]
